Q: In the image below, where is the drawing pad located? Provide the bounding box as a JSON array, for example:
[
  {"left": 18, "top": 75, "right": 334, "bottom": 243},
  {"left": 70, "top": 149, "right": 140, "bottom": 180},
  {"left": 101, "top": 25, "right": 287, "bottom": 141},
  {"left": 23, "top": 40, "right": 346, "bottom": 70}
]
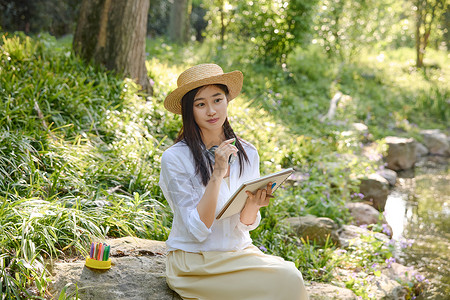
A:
[{"left": 216, "top": 168, "right": 294, "bottom": 220}]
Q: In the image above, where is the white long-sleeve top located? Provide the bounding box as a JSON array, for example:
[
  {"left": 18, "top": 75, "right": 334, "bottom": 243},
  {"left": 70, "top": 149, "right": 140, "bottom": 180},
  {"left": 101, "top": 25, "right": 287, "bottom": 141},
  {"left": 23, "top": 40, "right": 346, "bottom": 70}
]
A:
[{"left": 159, "top": 140, "right": 261, "bottom": 252}]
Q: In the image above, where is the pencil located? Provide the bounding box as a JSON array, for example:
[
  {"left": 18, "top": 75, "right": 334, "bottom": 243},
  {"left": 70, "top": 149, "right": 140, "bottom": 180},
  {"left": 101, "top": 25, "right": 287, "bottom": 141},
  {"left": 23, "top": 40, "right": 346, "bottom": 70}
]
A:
[
  {"left": 103, "top": 245, "right": 110, "bottom": 261},
  {"left": 90, "top": 242, "right": 94, "bottom": 259},
  {"left": 97, "top": 243, "right": 103, "bottom": 261}
]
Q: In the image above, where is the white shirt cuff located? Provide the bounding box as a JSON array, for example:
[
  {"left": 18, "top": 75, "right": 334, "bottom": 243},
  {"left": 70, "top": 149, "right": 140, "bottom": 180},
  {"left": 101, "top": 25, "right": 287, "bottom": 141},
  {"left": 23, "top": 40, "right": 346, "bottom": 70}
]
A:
[
  {"left": 188, "top": 208, "right": 212, "bottom": 242},
  {"left": 237, "top": 211, "right": 261, "bottom": 231}
]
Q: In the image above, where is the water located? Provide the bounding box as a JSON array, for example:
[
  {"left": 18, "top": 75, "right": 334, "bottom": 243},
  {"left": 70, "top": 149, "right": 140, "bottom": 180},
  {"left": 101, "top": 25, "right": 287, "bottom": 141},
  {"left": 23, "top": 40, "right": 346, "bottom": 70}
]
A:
[{"left": 384, "top": 156, "right": 450, "bottom": 299}]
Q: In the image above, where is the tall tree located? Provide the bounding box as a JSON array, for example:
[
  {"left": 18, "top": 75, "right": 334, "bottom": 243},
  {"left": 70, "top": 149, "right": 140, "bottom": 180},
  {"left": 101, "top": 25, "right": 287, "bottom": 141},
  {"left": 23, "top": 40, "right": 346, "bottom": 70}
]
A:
[
  {"left": 168, "top": 0, "right": 192, "bottom": 43},
  {"left": 413, "top": 0, "right": 447, "bottom": 68},
  {"left": 73, "top": 0, "right": 152, "bottom": 93}
]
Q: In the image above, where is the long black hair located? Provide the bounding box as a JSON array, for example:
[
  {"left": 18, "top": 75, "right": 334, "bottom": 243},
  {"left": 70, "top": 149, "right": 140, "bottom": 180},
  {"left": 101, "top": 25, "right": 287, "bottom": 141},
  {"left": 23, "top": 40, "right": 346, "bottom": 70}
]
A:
[{"left": 175, "top": 84, "right": 249, "bottom": 186}]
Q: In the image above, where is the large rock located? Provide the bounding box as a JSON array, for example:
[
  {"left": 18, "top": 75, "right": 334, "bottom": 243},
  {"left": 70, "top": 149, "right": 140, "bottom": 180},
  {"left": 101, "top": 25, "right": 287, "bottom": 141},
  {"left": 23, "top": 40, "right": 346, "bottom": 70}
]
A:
[
  {"left": 49, "top": 237, "right": 181, "bottom": 300},
  {"left": 345, "top": 202, "right": 392, "bottom": 237},
  {"left": 285, "top": 215, "right": 340, "bottom": 246},
  {"left": 414, "top": 141, "right": 429, "bottom": 158},
  {"left": 346, "top": 202, "right": 380, "bottom": 225},
  {"left": 306, "top": 282, "right": 358, "bottom": 299},
  {"left": 359, "top": 173, "right": 390, "bottom": 211},
  {"left": 50, "top": 236, "right": 414, "bottom": 300},
  {"left": 48, "top": 236, "right": 364, "bottom": 300},
  {"left": 384, "top": 136, "right": 417, "bottom": 170},
  {"left": 420, "top": 129, "right": 450, "bottom": 156}
]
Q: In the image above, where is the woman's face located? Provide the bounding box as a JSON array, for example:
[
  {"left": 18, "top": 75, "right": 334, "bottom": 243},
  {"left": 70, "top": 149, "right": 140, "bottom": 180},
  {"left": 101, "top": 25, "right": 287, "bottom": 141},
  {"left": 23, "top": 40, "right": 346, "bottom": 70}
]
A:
[{"left": 193, "top": 85, "right": 228, "bottom": 133}]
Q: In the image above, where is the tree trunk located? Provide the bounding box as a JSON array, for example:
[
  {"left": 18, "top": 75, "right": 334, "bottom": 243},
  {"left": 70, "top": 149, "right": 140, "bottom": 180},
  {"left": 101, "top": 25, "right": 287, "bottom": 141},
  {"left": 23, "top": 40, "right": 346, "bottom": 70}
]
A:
[
  {"left": 220, "top": 4, "right": 225, "bottom": 46},
  {"left": 73, "top": 0, "right": 152, "bottom": 94},
  {"left": 169, "top": 0, "right": 192, "bottom": 43},
  {"left": 414, "top": 0, "right": 446, "bottom": 69},
  {"left": 416, "top": 13, "right": 423, "bottom": 68}
]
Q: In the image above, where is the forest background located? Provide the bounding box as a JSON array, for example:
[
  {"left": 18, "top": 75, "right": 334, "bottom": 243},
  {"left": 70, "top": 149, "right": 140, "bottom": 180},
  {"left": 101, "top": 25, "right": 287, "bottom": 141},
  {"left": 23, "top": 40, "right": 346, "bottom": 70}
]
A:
[{"left": 0, "top": 0, "right": 448, "bottom": 299}]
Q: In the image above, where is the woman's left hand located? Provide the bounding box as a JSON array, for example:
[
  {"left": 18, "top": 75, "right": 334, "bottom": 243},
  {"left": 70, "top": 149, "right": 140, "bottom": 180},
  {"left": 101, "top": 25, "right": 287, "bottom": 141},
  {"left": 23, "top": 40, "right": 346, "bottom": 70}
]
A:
[{"left": 244, "top": 182, "right": 273, "bottom": 208}]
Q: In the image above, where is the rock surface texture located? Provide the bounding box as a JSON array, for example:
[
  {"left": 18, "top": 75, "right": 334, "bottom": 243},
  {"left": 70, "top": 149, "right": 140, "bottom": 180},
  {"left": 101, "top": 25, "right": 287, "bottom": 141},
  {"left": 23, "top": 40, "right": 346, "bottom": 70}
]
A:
[
  {"left": 358, "top": 173, "right": 390, "bottom": 211},
  {"left": 345, "top": 202, "right": 392, "bottom": 237},
  {"left": 384, "top": 136, "right": 417, "bottom": 171},
  {"left": 376, "top": 169, "right": 398, "bottom": 186},
  {"left": 420, "top": 129, "right": 450, "bottom": 156},
  {"left": 285, "top": 215, "right": 341, "bottom": 246},
  {"left": 49, "top": 237, "right": 182, "bottom": 300},
  {"left": 414, "top": 141, "right": 429, "bottom": 158}
]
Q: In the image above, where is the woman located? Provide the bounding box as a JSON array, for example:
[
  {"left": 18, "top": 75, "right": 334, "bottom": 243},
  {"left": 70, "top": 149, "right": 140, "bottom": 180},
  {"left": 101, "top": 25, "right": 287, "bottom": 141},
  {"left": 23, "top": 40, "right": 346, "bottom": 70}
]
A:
[{"left": 159, "top": 63, "right": 308, "bottom": 300}]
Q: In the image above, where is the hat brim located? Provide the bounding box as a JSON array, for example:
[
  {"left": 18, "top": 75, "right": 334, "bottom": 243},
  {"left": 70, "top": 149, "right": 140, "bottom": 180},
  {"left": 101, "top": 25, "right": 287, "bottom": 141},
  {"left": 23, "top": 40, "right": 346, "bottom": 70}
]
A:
[{"left": 164, "top": 70, "right": 243, "bottom": 115}]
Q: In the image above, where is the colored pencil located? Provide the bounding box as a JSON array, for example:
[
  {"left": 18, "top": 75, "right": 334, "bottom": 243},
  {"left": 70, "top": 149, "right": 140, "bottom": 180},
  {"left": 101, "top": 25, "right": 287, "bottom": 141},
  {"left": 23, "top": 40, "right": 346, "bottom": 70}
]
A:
[
  {"left": 97, "top": 243, "right": 103, "bottom": 260},
  {"left": 103, "top": 245, "right": 110, "bottom": 261},
  {"left": 90, "top": 242, "right": 94, "bottom": 259}
]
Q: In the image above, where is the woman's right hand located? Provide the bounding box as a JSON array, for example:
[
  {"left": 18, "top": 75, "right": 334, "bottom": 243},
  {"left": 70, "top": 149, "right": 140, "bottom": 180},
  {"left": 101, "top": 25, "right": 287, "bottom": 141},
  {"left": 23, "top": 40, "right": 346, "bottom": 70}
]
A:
[{"left": 211, "top": 138, "right": 238, "bottom": 179}]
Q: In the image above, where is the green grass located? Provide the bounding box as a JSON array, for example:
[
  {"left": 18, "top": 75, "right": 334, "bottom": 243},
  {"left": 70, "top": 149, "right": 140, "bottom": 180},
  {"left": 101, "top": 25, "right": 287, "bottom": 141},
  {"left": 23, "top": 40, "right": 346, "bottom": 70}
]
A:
[
  {"left": 1, "top": 32, "right": 446, "bottom": 299},
  {"left": 1, "top": 33, "right": 170, "bottom": 299}
]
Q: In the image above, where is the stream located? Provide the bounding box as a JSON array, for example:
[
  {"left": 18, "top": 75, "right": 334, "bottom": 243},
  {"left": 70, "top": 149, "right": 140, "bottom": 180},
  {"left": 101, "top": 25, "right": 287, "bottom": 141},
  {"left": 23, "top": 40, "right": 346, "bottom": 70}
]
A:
[{"left": 384, "top": 156, "right": 449, "bottom": 299}]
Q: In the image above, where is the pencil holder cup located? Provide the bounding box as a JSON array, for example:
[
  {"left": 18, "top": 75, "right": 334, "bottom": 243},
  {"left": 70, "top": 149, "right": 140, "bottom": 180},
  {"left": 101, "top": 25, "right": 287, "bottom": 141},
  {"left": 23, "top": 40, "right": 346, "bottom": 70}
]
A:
[{"left": 85, "top": 257, "right": 111, "bottom": 270}]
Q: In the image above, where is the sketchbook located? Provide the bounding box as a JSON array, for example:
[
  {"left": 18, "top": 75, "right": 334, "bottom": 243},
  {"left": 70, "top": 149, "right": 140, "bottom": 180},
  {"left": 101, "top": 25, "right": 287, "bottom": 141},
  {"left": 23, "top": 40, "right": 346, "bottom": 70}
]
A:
[{"left": 216, "top": 168, "right": 294, "bottom": 220}]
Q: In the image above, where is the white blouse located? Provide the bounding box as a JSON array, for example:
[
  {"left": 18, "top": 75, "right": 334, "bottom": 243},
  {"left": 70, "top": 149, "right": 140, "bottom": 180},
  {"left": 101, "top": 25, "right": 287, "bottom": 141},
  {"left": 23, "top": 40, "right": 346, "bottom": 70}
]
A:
[{"left": 159, "top": 140, "right": 261, "bottom": 252}]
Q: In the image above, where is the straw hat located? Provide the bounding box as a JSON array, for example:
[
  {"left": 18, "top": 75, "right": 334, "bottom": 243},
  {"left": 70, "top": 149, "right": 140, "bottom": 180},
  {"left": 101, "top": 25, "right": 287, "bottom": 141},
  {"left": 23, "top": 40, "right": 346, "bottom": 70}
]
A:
[{"left": 164, "top": 63, "right": 243, "bottom": 114}]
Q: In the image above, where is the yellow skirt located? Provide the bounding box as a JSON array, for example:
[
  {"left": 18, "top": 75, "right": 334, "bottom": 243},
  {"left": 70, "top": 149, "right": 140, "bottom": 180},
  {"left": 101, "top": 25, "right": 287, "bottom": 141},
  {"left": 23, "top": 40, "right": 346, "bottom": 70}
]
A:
[{"left": 166, "top": 245, "right": 309, "bottom": 300}]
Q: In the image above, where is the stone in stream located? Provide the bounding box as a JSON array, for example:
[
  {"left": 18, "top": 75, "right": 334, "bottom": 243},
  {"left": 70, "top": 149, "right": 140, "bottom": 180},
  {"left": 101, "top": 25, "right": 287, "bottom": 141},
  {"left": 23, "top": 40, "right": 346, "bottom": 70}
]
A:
[
  {"left": 414, "top": 141, "right": 429, "bottom": 158},
  {"left": 345, "top": 202, "right": 392, "bottom": 237},
  {"left": 377, "top": 169, "right": 397, "bottom": 186},
  {"left": 359, "top": 173, "right": 390, "bottom": 211},
  {"left": 384, "top": 136, "right": 417, "bottom": 171},
  {"left": 420, "top": 129, "right": 450, "bottom": 156}
]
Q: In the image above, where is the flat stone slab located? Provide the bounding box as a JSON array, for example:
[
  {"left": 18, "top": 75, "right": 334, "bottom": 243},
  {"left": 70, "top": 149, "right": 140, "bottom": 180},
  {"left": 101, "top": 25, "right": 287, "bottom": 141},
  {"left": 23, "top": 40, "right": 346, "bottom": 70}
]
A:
[
  {"left": 49, "top": 256, "right": 180, "bottom": 300},
  {"left": 107, "top": 236, "right": 168, "bottom": 256},
  {"left": 49, "top": 237, "right": 181, "bottom": 300}
]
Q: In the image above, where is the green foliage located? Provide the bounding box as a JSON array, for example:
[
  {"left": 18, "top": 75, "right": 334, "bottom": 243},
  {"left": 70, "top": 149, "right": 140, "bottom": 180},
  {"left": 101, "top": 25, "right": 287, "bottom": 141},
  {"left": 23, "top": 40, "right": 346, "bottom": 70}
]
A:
[
  {"left": 203, "top": 0, "right": 319, "bottom": 64},
  {"left": 249, "top": 202, "right": 342, "bottom": 282},
  {"left": 296, "top": 237, "right": 342, "bottom": 282},
  {"left": 414, "top": 0, "right": 448, "bottom": 67},
  {"left": 285, "top": 44, "right": 448, "bottom": 138},
  {"left": 314, "top": 0, "right": 407, "bottom": 58},
  {"left": 56, "top": 283, "right": 80, "bottom": 300},
  {"left": 1, "top": 27, "right": 447, "bottom": 297},
  {"left": 341, "top": 233, "right": 396, "bottom": 299}
]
